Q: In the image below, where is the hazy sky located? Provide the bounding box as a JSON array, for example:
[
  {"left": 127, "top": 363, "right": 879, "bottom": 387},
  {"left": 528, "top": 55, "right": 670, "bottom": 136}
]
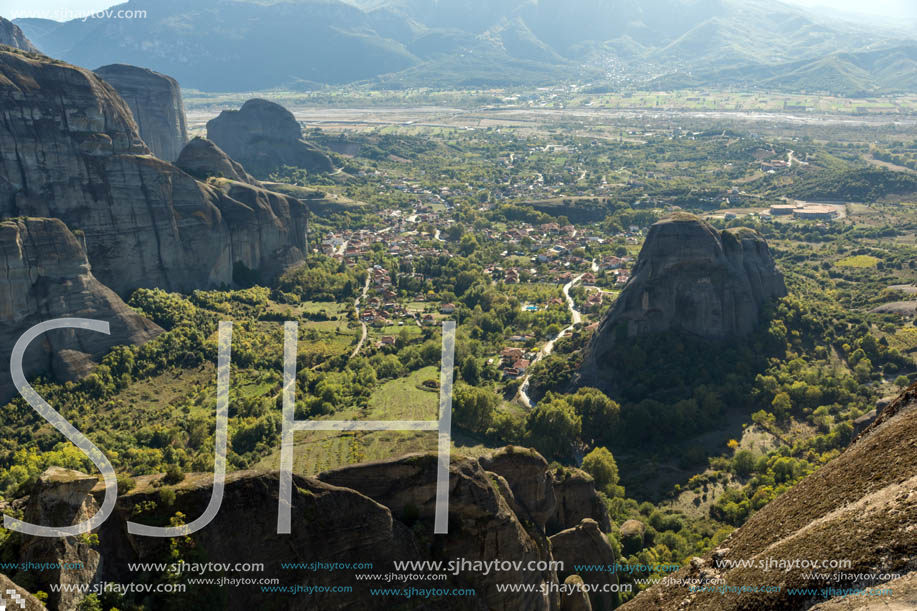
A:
[{"left": 2, "top": 0, "right": 916, "bottom": 21}]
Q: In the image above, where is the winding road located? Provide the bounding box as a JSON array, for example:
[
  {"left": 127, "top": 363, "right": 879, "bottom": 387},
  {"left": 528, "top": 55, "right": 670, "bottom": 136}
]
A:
[
  {"left": 516, "top": 272, "right": 585, "bottom": 408},
  {"left": 349, "top": 270, "right": 371, "bottom": 359}
]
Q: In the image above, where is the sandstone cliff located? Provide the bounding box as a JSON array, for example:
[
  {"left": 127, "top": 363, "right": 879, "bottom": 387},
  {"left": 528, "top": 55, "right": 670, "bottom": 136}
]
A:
[
  {"left": 94, "top": 63, "right": 188, "bottom": 162},
  {"left": 0, "top": 48, "right": 309, "bottom": 296},
  {"left": 0, "top": 218, "right": 161, "bottom": 403},
  {"left": 206, "top": 99, "right": 334, "bottom": 178},
  {"left": 583, "top": 214, "right": 786, "bottom": 380},
  {"left": 0, "top": 17, "right": 39, "bottom": 53},
  {"left": 620, "top": 382, "right": 917, "bottom": 611},
  {"left": 2, "top": 447, "right": 619, "bottom": 610}
]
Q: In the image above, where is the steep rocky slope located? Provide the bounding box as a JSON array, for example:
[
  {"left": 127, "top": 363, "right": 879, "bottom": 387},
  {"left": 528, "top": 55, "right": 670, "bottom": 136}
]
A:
[
  {"left": 94, "top": 64, "right": 188, "bottom": 162},
  {"left": 2, "top": 448, "right": 616, "bottom": 610},
  {"left": 0, "top": 48, "right": 309, "bottom": 296},
  {"left": 620, "top": 382, "right": 917, "bottom": 611},
  {"left": 0, "top": 218, "right": 161, "bottom": 403},
  {"left": 582, "top": 213, "right": 786, "bottom": 382},
  {"left": 206, "top": 99, "right": 334, "bottom": 178},
  {"left": 0, "top": 17, "right": 39, "bottom": 53}
]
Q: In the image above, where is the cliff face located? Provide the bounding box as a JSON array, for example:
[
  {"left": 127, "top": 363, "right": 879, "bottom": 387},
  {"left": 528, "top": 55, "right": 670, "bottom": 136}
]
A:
[
  {"left": 94, "top": 64, "right": 188, "bottom": 162},
  {"left": 4, "top": 448, "right": 617, "bottom": 610},
  {"left": 583, "top": 214, "right": 786, "bottom": 378},
  {"left": 0, "top": 48, "right": 309, "bottom": 296},
  {"left": 621, "top": 382, "right": 917, "bottom": 611},
  {"left": 0, "top": 17, "right": 39, "bottom": 53},
  {"left": 206, "top": 99, "right": 334, "bottom": 178},
  {"left": 0, "top": 218, "right": 161, "bottom": 403}
]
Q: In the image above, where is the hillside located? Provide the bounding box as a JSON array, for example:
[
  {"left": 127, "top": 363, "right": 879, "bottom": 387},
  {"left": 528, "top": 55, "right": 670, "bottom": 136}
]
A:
[{"left": 620, "top": 382, "right": 917, "bottom": 610}]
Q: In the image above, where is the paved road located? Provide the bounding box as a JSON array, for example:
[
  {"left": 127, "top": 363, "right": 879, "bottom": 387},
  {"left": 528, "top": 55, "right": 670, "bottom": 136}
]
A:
[
  {"left": 350, "top": 270, "right": 371, "bottom": 359},
  {"left": 517, "top": 272, "right": 585, "bottom": 408}
]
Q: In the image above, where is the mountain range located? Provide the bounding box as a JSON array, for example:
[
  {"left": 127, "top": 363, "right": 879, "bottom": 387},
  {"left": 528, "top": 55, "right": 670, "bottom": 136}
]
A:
[{"left": 9, "top": 0, "right": 917, "bottom": 93}]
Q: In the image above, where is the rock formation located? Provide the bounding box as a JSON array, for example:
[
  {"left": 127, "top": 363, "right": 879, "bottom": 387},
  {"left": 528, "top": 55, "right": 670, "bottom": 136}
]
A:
[
  {"left": 480, "top": 446, "right": 557, "bottom": 528},
  {"left": 0, "top": 447, "right": 618, "bottom": 610},
  {"left": 0, "top": 17, "right": 39, "bottom": 53},
  {"left": 94, "top": 64, "right": 188, "bottom": 161},
  {"left": 583, "top": 213, "right": 786, "bottom": 380},
  {"left": 550, "top": 519, "right": 619, "bottom": 611},
  {"left": 0, "top": 218, "right": 161, "bottom": 403},
  {"left": 0, "top": 573, "right": 46, "bottom": 611},
  {"left": 15, "top": 468, "right": 102, "bottom": 610},
  {"left": 619, "top": 382, "right": 917, "bottom": 611},
  {"left": 318, "top": 453, "right": 559, "bottom": 610},
  {"left": 176, "top": 137, "right": 257, "bottom": 185},
  {"left": 206, "top": 99, "right": 334, "bottom": 178},
  {"left": 549, "top": 468, "right": 612, "bottom": 534},
  {"left": 0, "top": 48, "right": 309, "bottom": 296},
  {"left": 560, "top": 575, "right": 593, "bottom": 611}
]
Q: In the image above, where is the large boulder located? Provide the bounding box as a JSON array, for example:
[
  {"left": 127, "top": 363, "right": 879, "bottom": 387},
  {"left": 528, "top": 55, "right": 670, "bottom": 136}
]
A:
[
  {"left": 206, "top": 99, "right": 334, "bottom": 178},
  {"left": 583, "top": 213, "right": 786, "bottom": 383},
  {"left": 0, "top": 218, "right": 161, "bottom": 402},
  {"left": 550, "top": 519, "right": 619, "bottom": 611},
  {"left": 479, "top": 446, "right": 557, "bottom": 528},
  {"left": 94, "top": 64, "right": 188, "bottom": 161},
  {"left": 0, "top": 48, "right": 309, "bottom": 296}
]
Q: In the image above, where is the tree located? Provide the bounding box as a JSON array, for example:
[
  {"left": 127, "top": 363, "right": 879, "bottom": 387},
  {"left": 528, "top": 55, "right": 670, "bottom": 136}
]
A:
[
  {"left": 568, "top": 387, "right": 620, "bottom": 446},
  {"left": 732, "top": 450, "right": 755, "bottom": 477},
  {"left": 525, "top": 397, "right": 581, "bottom": 459},
  {"left": 461, "top": 356, "right": 481, "bottom": 385},
  {"left": 771, "top": 392, "right": 792, "bottom": 422},
  {"left": 453, "top": 383, "right": 498, "bottom": 433},
  {"left": 582, "top": 446, "right": 619, "bottom": 496}
]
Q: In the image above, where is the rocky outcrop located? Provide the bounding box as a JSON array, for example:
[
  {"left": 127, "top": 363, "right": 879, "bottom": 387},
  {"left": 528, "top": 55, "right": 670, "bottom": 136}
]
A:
[
  {"left": 480, "top": 446, "right": 556, "bottom": 528},
  {"left": 583, "top": 214, "right": 786, "bottom": 380},
  {"left": 5, "top": 451, "right": 571, "bottom": 610},
  {"left": 0, "top": 218, "right": 161, "bottom": 403},
  {"left": 94, "top": 64, "right": 188, "bottom": 161},
  {"left": 550, "top": 519, "right": 619, "bottom": 611},
  {"left": 15, "top": 468, "right": 101, "bottom": 610},
  {"left": 319, "top": 453, "right": 559, "bottom": 610},
  {"left": 620, "top": 382, "right": 917, "bottom": 611},
  {"left": 549, "top": 468, "right": 611, "bottom": 535},
  {"left": 206, "top": 99, "right": 334, "bottom": 178},
  {"left": 176, "top": 137, "right": 257, "bottom": 184},
  {"left": 0, "top": 573, "right": 46, "bottom": 611},
  {"left": 0, "top": 48, "right": 309, "bottom": 296},
  {"left": 0, "top": 17, "right": 39, "bottom": 53},
  {"left": 561, "top": 575, "right": 593, "bottom": 611}
]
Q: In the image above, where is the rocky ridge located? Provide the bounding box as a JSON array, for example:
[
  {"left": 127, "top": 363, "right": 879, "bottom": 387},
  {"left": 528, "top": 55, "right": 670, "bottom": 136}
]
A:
[
  {"left": 619, "top": 381, "right": 917, "bottom": 611},
  {"left": 0, "top": 17, "right": 38, "bottom": 53},
  {"left": 0, "top": 48, "right": 310, "bottom": 297},
  {"left": 2, "top": 447, "right": 616, "bottom": 610},
  {"left": 94, "top": 63, "right": 189, "bottom": 162}
]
